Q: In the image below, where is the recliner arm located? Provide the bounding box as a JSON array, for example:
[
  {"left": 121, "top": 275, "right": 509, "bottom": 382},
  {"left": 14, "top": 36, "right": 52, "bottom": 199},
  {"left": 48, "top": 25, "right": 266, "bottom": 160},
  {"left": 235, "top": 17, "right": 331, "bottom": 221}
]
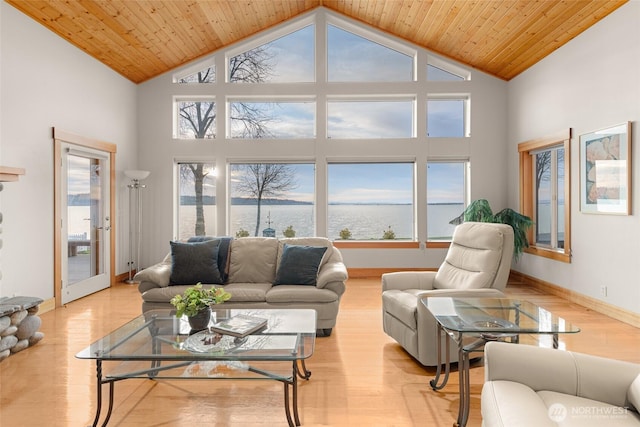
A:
[{"left": 381, "top": 271, "right": 437, "bottom": 292}]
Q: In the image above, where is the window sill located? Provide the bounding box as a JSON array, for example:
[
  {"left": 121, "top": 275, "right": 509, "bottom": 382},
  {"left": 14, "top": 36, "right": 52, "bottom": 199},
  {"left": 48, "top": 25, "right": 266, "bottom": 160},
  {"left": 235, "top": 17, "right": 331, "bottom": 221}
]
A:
[
  {"left": 333, "top": 241, "right": 419, "bottom": 249},
  {"left": 524, "top": 246, "right": 571, "bottom": 263}
]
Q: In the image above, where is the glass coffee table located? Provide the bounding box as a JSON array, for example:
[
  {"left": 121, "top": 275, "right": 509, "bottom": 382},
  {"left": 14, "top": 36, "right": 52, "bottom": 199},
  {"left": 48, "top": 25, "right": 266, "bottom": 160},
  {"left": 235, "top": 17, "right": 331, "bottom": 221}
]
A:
[
  {"left": 76, "top": 308, "right": 316, "bottom": 427},
  {"left": 422, "top": 297, "right": 580, "bottom": 427}
]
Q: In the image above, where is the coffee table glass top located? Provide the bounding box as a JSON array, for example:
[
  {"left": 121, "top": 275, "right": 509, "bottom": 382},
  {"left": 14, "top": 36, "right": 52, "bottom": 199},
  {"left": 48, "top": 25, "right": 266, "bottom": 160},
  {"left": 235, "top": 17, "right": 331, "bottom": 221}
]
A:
[
  {"left": 422, "top": 297, "right": 580, "bottom": 335},
  {"left": 76, "top": 308, "right": 316, "bottom": 362}
]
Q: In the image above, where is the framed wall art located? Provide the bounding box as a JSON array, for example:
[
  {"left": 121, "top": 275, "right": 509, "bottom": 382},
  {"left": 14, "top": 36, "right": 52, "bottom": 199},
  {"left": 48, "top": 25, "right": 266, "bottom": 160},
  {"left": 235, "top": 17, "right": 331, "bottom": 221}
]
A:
[{"left": 580, "top": 122, "right": 631, "bottom": 214}]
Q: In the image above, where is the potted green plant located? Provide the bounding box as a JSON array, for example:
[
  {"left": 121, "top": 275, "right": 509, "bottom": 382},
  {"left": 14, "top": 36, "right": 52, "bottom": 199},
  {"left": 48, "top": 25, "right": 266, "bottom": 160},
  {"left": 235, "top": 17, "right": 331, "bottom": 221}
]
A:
[
  {"left": 170, "top": 283, "right": 232, "bottom": 330},
  {"left": 449, "top": 199, "right": 534, "bottom": 261}
]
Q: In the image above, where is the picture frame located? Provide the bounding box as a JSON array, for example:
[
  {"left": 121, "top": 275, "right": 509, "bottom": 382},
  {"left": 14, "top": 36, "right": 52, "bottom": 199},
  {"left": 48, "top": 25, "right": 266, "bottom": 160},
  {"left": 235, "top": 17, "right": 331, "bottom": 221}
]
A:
[{"left": 580, "top": 122, "right": 631, "bottom": 214}]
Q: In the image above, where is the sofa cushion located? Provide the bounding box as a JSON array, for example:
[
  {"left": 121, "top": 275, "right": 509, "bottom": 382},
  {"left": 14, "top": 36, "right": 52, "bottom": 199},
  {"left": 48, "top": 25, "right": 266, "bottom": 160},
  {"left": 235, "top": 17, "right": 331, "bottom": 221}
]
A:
[
  {"left": 266, "top": 285, "right": 339, "bottom": 303},
  {"left": 228, "top": 237, "right": 279, "bottom": 283},
  {"left": 169, "top": 240, "right": 223, "bottom": 285},
  {"left": 278, "top": 237, "right": 333, "bottom": 267},
  {"left": 187, "top": 236, "right": 233, "bottom": 282},
  {"left": 628, "top": 374, "right": 640, "bottom": 412},
  {"left": 274, "top": 244, "right": 327, "bottom": 286},
  {"left": 222, "top": 282, "right": 271, "bottom": 302}
]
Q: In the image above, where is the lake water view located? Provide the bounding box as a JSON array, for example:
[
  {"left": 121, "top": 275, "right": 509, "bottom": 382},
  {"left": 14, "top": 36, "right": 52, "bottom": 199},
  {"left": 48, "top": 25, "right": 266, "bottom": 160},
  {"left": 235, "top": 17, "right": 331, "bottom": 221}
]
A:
[
  {"left": 177, "top": 203, "right": 465, "bottom": 240},
  {"left": 68, "top": 204, "right": 466, "bottom": 242}
]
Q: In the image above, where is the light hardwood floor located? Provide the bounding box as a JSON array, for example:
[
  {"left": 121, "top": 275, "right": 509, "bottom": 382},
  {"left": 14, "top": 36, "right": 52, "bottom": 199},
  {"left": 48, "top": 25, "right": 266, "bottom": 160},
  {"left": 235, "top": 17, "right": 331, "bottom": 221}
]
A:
[{"left": 1, "top": 278, "right": 639, "bottom": 426}]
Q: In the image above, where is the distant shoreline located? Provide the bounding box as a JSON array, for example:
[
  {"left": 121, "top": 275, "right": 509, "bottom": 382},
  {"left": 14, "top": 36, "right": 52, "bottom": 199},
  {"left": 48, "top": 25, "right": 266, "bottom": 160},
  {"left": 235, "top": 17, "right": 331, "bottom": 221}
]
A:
[{"left": 68, "top": 193, "right": 462, "bottom": 206}]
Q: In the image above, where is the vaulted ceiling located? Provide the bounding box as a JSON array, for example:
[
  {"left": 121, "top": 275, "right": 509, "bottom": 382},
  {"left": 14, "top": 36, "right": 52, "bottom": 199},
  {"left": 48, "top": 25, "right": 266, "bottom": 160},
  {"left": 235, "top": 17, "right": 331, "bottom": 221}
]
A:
[{"left": 6, "top": 0, "right": 627, "bottom": 84}]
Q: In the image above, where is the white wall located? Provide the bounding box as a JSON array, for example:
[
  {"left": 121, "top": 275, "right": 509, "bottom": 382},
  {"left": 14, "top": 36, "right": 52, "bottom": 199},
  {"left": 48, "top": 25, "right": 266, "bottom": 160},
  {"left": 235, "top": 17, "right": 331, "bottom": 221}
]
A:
[
  {"left": 508, "top": 2, "right": 640, "bottom": 314},
  {"left": 0, "top": 3, "right": 138, "bottom": 299},
  {"left": 136, "top": 9, "right": 509, "bottom": 269}
]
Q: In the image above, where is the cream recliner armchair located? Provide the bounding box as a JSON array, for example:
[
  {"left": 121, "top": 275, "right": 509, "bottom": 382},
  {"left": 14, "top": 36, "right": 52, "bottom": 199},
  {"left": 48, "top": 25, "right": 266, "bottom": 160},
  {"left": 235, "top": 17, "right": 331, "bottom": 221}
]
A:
[{"left": 381, "top": 222, "right": 514, "bottom": 366}]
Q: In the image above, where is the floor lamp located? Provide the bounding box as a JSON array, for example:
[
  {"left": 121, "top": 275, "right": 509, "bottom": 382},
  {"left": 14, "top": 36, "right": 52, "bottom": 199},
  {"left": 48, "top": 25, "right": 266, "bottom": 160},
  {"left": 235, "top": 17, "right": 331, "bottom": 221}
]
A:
[{"left": 124, "top": 170, "right": 150, "bottom": 284}]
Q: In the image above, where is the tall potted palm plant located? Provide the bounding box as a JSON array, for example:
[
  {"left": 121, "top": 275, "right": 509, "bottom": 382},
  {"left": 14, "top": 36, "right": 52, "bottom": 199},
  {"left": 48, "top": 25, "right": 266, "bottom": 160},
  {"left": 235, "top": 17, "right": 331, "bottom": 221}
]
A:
[{"left": 450, "top": 199, "right": 534, "bottom": 261}]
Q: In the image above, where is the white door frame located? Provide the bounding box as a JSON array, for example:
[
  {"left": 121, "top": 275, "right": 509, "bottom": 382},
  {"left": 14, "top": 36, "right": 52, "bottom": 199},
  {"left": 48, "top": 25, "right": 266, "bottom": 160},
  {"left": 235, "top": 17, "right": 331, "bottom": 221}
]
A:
[{"left": 53, "top": 128, "right": 117, "bottom": 307}]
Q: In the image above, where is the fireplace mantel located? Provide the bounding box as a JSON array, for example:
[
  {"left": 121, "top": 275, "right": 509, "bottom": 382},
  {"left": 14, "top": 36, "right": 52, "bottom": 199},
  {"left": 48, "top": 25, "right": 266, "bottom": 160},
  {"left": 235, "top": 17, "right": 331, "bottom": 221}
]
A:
[{"left": 0, "top": 166, "right": 25, "bottom": 182}]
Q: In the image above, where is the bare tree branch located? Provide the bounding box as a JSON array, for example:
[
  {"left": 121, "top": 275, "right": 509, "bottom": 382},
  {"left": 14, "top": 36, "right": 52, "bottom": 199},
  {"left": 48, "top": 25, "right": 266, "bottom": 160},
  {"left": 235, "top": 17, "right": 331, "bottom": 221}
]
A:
[{"left": 233, "top": 164, "right": 297, "bottom": 236}]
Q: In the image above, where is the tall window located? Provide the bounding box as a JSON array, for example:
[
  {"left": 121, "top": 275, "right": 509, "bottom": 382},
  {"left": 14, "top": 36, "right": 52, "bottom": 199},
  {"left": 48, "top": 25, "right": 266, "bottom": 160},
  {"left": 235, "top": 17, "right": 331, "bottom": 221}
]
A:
[
  {"left": 328, "top": 163, "right": 414, "bottom": 240},
  {"left": 535, "top": 147, "right": 565, "bottom": 248},
  {"left": 169, "top": 12, "right": 476, "bottom": 244},
  {"left": 519, "top": 130, "right": 571, "bottom": 262},
  {"left": 229, "top": 163, "right": 315, "bottom": 238},
  {"left": 427, "top": 161, "right": 468, "bottom": 242},
  {"left": 177, "top": 162, "right": 216, "bottom": 240}
]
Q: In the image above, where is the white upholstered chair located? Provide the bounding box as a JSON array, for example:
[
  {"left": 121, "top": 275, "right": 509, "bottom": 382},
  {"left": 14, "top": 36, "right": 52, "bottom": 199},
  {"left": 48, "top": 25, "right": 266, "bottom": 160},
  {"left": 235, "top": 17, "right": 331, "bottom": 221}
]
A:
[{"left": 381, "top": 221, "right": 514, "bottom": 366}]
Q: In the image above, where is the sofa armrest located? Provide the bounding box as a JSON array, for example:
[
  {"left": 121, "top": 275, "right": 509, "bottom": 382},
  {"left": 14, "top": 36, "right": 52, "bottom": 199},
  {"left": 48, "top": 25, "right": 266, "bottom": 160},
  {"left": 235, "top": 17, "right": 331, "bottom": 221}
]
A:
[
  {"left": 484, "top": 341, "right": 640, "bottom": 407},
  {"left": 317, "top": 261, "right": 348, "bottom": 289},
  {"left": 134, "top": 260, "right": 172, "bottom": 291},
  {"left": 381, "top": 271, "right": 437, "bottom": 292}
]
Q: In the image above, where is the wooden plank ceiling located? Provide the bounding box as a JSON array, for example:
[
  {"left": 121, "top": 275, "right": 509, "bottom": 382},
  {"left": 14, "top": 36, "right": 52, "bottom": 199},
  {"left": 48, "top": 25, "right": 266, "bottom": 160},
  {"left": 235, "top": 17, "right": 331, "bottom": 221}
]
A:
[{"left": 6, "top": 0, "right": 627, "bottom": 84}]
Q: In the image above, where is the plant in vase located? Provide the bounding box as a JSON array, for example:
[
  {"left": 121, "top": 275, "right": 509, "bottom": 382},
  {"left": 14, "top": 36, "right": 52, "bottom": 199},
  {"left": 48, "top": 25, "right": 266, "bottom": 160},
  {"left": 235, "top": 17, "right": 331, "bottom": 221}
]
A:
[{"left": 170, "top": 283, "right": 232, "bottom": 331}]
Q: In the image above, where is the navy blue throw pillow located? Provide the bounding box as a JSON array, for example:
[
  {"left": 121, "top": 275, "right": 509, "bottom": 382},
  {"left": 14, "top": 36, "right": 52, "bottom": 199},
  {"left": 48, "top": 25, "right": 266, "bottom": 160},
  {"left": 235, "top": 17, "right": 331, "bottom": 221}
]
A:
[
  {"left": 169, "top": 239, "right": 222, "bottom": 285},
  {"left": 274, "top": 244, "right": 328, "bottom": 286},
  {"left": 187, "top": 236, "right": 233, "bottom": 282}
]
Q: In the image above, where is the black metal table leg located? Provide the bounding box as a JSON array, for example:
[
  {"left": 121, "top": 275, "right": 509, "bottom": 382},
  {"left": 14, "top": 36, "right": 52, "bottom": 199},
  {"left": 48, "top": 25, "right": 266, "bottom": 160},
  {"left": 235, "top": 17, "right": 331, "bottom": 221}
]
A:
[
  {"left": 90, "top": 361, "right": 116, "bottom": 427},
  {"left": 456, "top": 344, "right": 470, "bottom": 427},
  {"left": 284, "top": 381, "right": 295, "bottom": 427},
  {"left": 430, "top": 324, "right": 451, "bottom": 390},
  {"left": 90, "top": 360, "right": 103, "bottom": 427}
]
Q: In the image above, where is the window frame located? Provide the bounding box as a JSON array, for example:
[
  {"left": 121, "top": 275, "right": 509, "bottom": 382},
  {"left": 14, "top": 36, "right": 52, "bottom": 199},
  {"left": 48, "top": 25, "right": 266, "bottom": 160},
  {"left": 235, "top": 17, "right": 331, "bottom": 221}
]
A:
[
  {"left": 425, "top": 159, "right": 470, "bottom": 247},
  {"left": 326, "top": 161, "right": 416, "bottom": 242},
  {"left": 427, "top": 55, "right": 471, "bottom": 81},
  {"left": 173, "top": 97, "right": 216, "bottom": 140},
  {"left": 173, "top": 58, "right": 216, "bottom": 84},
  {"left": 426, "top": 94, "right": 471, "bottom": 138},
  {"left": 518, "top": 129, "right": 572, "bottom": 263},
  {"left": 167, "top": 10, "right": 476, "bottom": 248},
  {"left": 226, "top": 97, "right": 317, "bottom": 140},
  {"left": 227, "top": 161, "right": 316, "bottom": 238},
  {"left": 326, "top": 96, "right": 416, "bottom": 139},
  {"left": 325, "top": 15, "right": 417, "bottom": 82},
  {"left": 174, "top": 160, "right": 218, "bottom": 240}
]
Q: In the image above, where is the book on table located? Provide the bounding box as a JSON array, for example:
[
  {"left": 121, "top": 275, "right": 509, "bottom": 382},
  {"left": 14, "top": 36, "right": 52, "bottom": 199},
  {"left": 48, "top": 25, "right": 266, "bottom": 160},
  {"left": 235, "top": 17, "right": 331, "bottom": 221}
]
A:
[{"left": 211, "top": 314, "right": 268, "bottom": 337}]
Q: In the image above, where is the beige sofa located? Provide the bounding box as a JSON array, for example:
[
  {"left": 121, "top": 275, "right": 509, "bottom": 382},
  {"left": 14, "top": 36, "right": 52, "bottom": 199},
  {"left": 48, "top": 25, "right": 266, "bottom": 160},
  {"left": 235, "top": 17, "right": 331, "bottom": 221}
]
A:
[
  {"left": 134, "top": 237, "right": 348, "bottom": 336},
  {"left": 482, "top": 341, "right": 640, "bottom": 427}
]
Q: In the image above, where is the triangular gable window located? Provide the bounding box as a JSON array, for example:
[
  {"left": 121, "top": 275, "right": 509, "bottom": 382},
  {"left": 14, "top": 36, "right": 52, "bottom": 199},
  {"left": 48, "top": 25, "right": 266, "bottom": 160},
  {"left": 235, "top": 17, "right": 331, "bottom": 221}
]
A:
[
  {"left": 427, "top": 56, "right": 469, "bottom": 81},
  {"left": 327, "top": 24, "right": 414, "bottom": 82},
  {"left": 175, "top": 65, "right": 216, "bottom": 84},
  {"left": 229, "top": 25, "right": 315, "bottom": 83}
]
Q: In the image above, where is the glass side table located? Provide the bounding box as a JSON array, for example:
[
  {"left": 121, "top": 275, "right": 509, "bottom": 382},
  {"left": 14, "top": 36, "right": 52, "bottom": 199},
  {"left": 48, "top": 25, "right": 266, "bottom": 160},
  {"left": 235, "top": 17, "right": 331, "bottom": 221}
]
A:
[{"left": 422, "top": 297, "right": 580, "bottom": 427}]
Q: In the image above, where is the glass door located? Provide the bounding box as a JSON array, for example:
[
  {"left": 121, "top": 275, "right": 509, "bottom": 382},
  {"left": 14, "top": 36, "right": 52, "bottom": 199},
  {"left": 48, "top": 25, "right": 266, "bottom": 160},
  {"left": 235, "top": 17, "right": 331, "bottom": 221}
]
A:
[{"left": 61, "top": 144, "right": 111, "bottom": 304}]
